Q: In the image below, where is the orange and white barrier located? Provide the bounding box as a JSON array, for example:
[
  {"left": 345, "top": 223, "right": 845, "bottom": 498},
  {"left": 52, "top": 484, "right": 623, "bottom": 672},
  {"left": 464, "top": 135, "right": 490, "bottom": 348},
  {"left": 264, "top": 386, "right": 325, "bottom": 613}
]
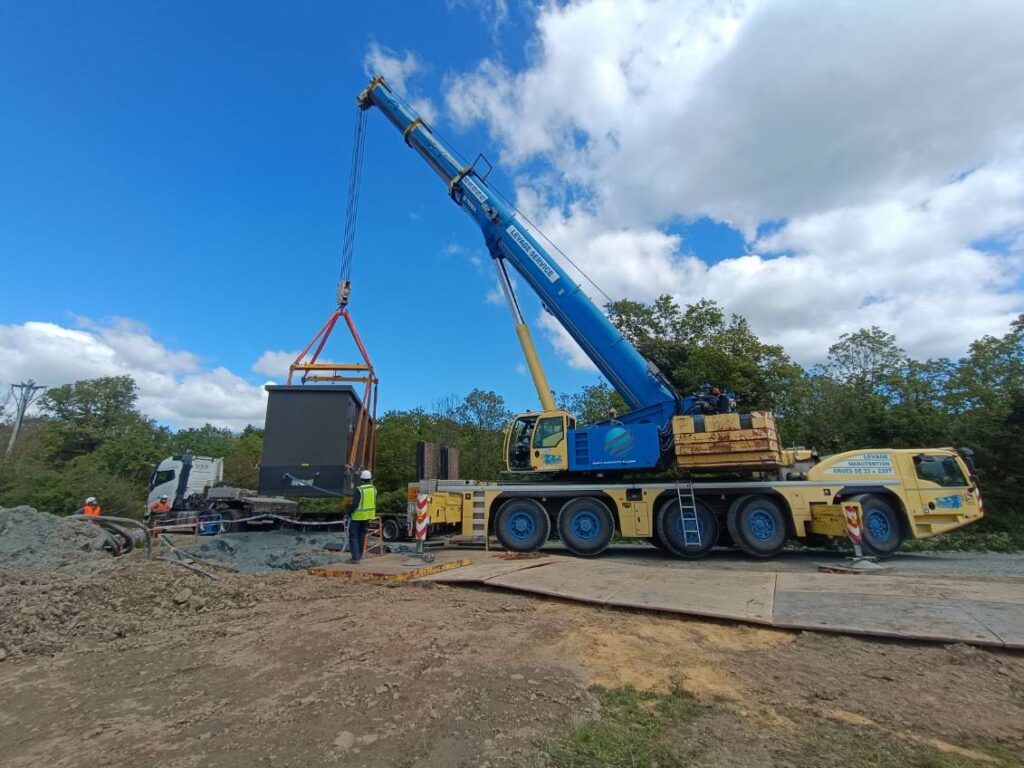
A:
[
  {"left": 843, "top": 504, "right": 862, "bottom": 543},
  {"left": 843, "top": 503, "right": 864, "bottom": 557},
  {"left": 415, "top": 494, "right": 429, "bottom": 542}
]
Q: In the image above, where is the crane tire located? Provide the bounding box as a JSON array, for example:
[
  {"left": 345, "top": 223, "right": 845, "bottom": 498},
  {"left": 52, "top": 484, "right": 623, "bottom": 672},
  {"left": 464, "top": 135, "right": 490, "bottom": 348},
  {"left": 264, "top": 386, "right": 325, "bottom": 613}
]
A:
[
  {"left": 655, "top": 497, "right": 718, "bottom": 559},
  {"left": 851, "top": 493, "right": 903, "bottom": 558},
  {"left": 649, "top": 526, "right": 669, "bottom": 552},
  {"left": 557, "top": 497, "right": 614, "bottom": 556},
  {"left": 727, "top": 495, "right": 787, "bottom": 558},
  {"left": 495, "top": 498, "right": 550, "bottom": 552}
]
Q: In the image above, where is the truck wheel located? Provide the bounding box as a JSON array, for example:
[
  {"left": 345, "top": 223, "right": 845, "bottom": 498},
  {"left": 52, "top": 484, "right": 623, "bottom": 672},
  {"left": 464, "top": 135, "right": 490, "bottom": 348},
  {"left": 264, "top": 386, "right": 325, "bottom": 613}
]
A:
[
  {"left": 557, "top": 498, "right": 614, "bottom": 557},
  {"left": 655, "top": 497, "right": 718, "bottom": 559},
  {"left": 219, "top": 509, "right": 239, "bottom": 533},
  {"left": 495, "top": 498, "right": 550, "bottom": 552},
  {"left": 727, "top": 495, "right": 787, "bottom": 557},
  {"left": 381, "top": 517, "right": 401, "bottom": 542},
  {"left": 851, "top": 494, "right": 902, "bottom": 558}
]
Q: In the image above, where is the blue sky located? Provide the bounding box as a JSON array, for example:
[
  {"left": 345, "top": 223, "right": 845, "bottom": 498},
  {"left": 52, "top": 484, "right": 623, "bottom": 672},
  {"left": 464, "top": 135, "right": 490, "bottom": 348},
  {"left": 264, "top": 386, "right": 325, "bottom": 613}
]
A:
[
  {"left": 0, "top": 1, "right": 636, "bottom": 419},
  {"left": 3, "top": 1, "right": 1022, "bottom": 429}
]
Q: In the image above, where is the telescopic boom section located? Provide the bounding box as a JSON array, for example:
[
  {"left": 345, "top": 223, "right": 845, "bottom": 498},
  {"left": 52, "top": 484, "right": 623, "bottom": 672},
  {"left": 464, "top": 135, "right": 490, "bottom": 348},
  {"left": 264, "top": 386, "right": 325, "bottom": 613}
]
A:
[{"left": 358, "top": 76, "right": 679, "bottom": 420}]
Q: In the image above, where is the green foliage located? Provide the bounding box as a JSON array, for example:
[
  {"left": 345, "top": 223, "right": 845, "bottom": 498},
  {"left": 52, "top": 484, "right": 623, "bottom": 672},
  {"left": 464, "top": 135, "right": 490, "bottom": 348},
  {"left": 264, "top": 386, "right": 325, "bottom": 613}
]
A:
[
  {"left": 557, "top": 383, "right": 628, "bottom": 425},
  {"left": 377, "top": 488, "right": 408, "bottom": 517},
  {"left": 170, "top": 424, "right": 237, "bottom": 459},
  {"left": 0, "top": 452, "right": 144, "bottom": 518},
  {"left": 1, "top": 375, "right": 264, "bottom": 517},
  {"left": 902, "top": 531, "right": 1017, "bottom": 553},
  {"left": 607, "top": 295, "right": 804, "bottom": 410},
  {"left": 223, "top": 425, "right": 263, "bottom": 489},
  {"left": 373, "top": 389, "right": 512, "bottom": 495},
  {"left": 37, "top": 376, "right": 145, "bottom": 460},
  {"left": 541, "top": 685, "right": 701, "bottom": 768}
]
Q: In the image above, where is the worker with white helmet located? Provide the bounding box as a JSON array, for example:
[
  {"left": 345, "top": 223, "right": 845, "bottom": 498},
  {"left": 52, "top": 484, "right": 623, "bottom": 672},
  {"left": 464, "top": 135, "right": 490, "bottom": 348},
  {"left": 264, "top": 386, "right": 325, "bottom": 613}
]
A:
[
  {"left": 347, "top": 469, "right": 377, "bottom": 563},
  {"left": 149, "top": 493, "right": 172, "bottom": 516},
  {"left": 81, "top": 496, "right": 101, "bottom": 517}
]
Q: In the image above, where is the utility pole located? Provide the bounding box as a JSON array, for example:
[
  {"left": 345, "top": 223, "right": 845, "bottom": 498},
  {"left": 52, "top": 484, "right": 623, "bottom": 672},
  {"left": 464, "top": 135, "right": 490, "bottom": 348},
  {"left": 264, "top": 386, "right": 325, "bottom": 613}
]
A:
[{"left": 5, "top": 380, "right": 46, "bottom": 457}]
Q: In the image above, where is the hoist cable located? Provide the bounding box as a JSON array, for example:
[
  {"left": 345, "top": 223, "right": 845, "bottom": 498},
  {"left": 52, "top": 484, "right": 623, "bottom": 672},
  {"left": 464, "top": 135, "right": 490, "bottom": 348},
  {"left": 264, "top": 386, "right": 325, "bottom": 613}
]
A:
[{"left": 339, "top": 107, "right": 369, "bottom": 284}]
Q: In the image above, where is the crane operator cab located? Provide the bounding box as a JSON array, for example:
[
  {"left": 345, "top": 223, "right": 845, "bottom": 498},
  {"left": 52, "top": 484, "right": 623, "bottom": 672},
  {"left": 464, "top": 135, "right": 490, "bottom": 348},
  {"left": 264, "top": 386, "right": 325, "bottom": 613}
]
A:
[{"left": 505, "top": 410, "right": 576, "bottom": 473}]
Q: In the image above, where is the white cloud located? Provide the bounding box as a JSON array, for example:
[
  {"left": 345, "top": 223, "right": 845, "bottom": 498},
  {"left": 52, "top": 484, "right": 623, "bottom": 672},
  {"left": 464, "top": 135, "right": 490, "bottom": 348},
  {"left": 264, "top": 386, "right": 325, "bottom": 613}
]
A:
[
  {"left": 363, "top": 42, "right": 420, "bottom": 95},
  {"left": 537, "top": 312, "right": 597, "bottom": 372},
  {"left": 0, "top": 319, "right": 271, "bottom": 430},
  {"left": 446, "top": 0, "right": 510, "bottom": 31},
  {"left": 252, "top": 350, "right": 298, "bottom": 378},
  {"left": 445, "top": 0, "right": 1024, "bottom": 365},
  {"left": 363, "top": 42, "right": 437, "bottom": 122}
]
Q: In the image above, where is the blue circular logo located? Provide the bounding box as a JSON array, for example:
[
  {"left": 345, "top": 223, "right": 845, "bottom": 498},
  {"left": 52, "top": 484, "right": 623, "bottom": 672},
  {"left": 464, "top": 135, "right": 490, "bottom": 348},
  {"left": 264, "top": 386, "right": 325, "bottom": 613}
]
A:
[{"left": 604, "top": 426, "right": 635, "bottom": 457}]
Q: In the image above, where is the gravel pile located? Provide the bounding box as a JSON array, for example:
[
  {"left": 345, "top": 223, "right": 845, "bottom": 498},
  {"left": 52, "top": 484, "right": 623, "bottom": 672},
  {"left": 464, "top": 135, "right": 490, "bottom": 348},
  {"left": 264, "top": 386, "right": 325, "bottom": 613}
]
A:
[
  {"left": 0, "top": 506, "right": 111, "bottom": 573},
  {"left": 178, "top": 530, "right": 348, "bottom": 574},
  {"left": 0, "top": 561, "right": 293, "bottom": 659}
]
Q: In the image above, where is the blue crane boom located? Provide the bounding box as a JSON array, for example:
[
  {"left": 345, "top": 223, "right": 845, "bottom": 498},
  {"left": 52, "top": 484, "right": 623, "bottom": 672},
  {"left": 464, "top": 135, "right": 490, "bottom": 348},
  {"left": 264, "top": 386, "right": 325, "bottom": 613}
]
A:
[{"left": 357, "top": 77, "right": 682, "bottom": 426}]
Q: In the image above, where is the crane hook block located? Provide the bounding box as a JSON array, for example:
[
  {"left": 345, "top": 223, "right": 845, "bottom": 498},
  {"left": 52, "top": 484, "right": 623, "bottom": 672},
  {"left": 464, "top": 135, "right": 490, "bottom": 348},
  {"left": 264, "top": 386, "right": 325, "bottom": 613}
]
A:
[{"left": 337, "top": 280, "right": 352, "bottom": 307}]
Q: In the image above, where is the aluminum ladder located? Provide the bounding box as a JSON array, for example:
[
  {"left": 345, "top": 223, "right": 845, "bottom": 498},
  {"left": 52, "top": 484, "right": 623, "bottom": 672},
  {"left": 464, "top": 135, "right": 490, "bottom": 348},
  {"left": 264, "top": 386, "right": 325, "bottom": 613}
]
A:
[{"left": 674, "top": 479, "right": 701, "bottom": 548}]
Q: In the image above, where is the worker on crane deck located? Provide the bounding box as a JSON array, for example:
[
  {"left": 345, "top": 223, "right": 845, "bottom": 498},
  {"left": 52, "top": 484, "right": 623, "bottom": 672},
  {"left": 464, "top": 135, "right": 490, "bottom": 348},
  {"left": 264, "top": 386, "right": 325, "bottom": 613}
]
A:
[
  {"left": 149, "top": 494, "right": 171, "bottom": 516},
  {"left": 347, "top": 470, "right": 377, "bottom": 563},
  {"left": 712, "top": 387, "right": 732, "bottom": 415},
  {"left": 81, "top": 497, "right": 101, "bottom": 517}
]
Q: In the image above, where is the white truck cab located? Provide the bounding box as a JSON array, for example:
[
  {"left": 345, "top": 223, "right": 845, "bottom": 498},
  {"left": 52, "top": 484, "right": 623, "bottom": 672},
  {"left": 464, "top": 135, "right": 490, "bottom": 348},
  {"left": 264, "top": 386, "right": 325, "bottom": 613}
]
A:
[{"left": 147, "top": 455, "right": 224, "bottom": 512}]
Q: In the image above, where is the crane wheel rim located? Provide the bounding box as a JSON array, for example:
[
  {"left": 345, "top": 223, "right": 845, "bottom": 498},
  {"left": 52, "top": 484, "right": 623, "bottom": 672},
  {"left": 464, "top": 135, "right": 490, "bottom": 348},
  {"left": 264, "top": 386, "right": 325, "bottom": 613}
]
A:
[
  {"left": 506, "top": 510, "right": 537, "bottom": 541},
  {"left": 673, "top": 512, "right": 705, "bottom": 548},
  {"left": 746, "top": 508, "right": 777, "bottom": 541},
  {"left": 865, "top": 509, "right": 892, "bottom": 541},
  {"left": 569, "top": 509, "right": 603, "bottom": 541}
]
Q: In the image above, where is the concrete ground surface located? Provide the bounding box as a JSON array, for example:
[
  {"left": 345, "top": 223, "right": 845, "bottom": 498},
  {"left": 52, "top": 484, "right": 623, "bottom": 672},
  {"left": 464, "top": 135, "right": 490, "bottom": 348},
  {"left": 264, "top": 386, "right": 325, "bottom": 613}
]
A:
[{"left": 2, "top": 540, "right": 1024, "bottom": 767}]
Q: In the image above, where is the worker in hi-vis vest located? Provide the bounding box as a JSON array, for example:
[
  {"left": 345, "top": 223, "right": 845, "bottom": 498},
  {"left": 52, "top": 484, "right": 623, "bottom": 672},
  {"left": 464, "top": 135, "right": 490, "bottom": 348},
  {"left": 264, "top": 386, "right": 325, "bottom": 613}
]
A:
[
  {"left": 347, "top": 469, "right": 376, "bottom": 563},
  {"left": 81, "top": 496, "right": 102, "bottom": 517}
]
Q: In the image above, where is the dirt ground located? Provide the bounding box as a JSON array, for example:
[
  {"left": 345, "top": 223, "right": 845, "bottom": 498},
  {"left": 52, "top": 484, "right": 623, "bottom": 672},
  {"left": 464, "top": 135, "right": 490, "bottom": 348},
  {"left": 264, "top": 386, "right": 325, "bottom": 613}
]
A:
[{"left": 2, "top": 554, "right": 1023, "bottom": 767}]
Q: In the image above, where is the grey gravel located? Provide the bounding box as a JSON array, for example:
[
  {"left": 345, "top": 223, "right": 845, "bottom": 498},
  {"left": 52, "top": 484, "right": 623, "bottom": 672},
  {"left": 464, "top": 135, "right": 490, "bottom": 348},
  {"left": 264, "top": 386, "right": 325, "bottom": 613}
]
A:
[
  {"left": 0, "top": 506, "right": 111, "bottom": 573},
  {"left": 174, "top": 530, "right": 348, "bottom": 574}
]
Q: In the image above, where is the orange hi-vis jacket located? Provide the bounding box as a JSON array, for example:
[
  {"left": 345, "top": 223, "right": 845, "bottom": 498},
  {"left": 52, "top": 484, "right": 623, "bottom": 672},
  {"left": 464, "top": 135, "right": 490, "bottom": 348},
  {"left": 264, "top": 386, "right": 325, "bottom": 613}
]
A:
[
  {"left": 150, "top": 500, "right": 171, "bottom": 514},
  {"left": 83, "top": 504, "right": 102, "bottom": 517}
]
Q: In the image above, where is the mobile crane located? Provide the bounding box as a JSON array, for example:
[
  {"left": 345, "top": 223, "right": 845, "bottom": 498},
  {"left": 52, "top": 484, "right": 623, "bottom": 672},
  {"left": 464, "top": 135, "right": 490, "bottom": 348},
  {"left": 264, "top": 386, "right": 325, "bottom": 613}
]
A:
[
  {"left": 356, "top": 76, "right": 984, "bottom": 558},
  {"left": 358, "top": 76, "right": 761, "bottom": 478}
]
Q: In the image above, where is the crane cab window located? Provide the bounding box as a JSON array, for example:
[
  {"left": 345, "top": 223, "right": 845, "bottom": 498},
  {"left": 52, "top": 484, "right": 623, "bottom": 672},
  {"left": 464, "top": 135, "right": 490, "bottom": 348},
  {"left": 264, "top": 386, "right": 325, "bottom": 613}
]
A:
[
  {"left": 914, "top": 455, "right": 967, "bottom": 487},
  {"left": 533, "top": 416, "right": 565, "bottom": 449}
]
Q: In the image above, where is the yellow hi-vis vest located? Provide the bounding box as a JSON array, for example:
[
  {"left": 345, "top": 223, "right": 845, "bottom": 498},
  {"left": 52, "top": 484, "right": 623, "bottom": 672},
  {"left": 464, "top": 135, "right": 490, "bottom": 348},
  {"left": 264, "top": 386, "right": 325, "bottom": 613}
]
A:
[{"left": 352, "top": 483, "right": 377, "bottom": 521}]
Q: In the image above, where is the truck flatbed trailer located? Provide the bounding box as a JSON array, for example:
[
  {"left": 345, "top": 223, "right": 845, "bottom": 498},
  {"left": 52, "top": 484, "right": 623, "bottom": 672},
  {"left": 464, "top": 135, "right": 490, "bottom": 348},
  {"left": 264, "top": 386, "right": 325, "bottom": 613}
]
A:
[{"left": 409, "top": 447, "right": 983, "bottom": 559}]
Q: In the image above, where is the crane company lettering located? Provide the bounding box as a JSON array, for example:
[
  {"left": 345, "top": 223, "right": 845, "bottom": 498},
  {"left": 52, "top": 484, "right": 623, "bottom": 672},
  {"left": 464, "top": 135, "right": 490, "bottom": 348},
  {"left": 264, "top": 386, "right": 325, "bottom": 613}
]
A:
[
  {"left": 823, "top": 453, "right": 896, "bottom": 476},
  {"left": 506, "top": 225, "right": 559, "bottom": 283},
  {"left": 462, "top": 176, "right": 488, "bottom": 204}
]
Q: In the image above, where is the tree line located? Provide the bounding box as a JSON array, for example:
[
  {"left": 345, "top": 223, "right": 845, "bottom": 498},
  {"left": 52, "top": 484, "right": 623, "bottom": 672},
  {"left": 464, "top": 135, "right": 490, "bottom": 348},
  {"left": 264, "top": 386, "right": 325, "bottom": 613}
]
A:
[{"left": 1, "top": 298, "right": 1020, "bottom": 546}]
